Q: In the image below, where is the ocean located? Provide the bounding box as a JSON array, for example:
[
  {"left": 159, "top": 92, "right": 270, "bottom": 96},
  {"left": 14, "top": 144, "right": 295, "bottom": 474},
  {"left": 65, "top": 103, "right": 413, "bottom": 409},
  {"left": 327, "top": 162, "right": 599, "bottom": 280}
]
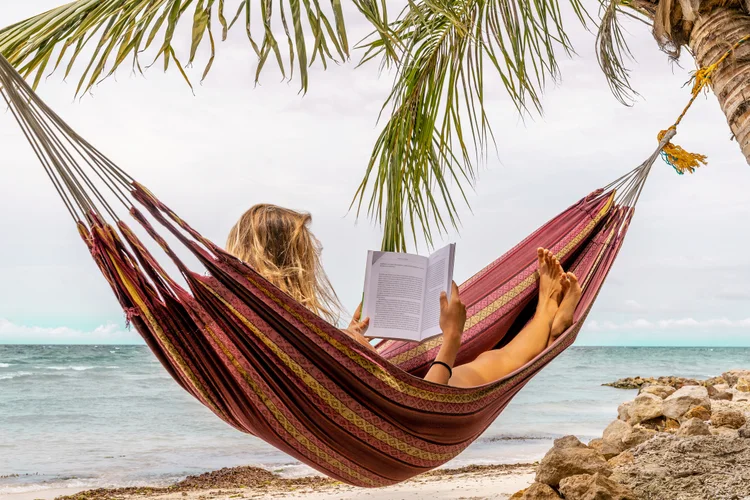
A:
[{"left": 1, "top": 345, "right": 748, "bottom": 496}]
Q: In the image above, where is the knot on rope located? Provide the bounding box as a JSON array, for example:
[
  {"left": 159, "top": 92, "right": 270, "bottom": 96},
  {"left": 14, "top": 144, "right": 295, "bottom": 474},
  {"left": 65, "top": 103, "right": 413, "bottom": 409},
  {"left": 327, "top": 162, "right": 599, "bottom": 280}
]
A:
[
  {"left": 690, "top": 65, "right": 717, "bottom": 96},
  {"left": 657, "top": 128, "right": 708, "bottom": 175}
]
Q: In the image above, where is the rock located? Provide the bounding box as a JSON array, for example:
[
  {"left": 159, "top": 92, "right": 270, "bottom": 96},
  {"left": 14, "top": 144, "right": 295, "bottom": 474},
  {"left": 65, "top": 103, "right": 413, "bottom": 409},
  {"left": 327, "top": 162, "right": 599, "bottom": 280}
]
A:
[
  {"left": 640, "top": 384, "right": 676, "bottom": 399},
  {"left": 736, "top": 377, "right": 750, "bottom": 392},
  {"left": 664, "top": 418, "right": 680, "bottom": 432},
  {"left": 739, "top": 423, "right": 750, "bottom": 438},
  {"left": 628, "top": 393, "right": 663, "bottom": 424},
  {"left": 712, "top": 390, "right": 733, "bottom": 401},
  {"left": 705, "top": 384, "right": 719, "bottom": 398},
  {"left": 535, "top": 436, "right": 612, "bottom": 487},
  {"left": 662, "top": 385, "right": 710, "bottom": 420},
  {"left": 608, "top": 451, "right": 634, "bottom": 467},
  {"left": 617, "top": 401, "right": 632, "bottom": 422},
  {"left": 604, "top": 376, "right": 702, "bottom": 390},
  {"left": 711, "top": 410, "right": 746, "bottom": 429},
  {"left": 588, "top": 438, "right": 621, "bottom": 460},
  {"left": 622, "top": 426, "right": 656, "bottom": 449},
  {"left": 677, "top": 417, "right": 710, "bottom": 436},
  {"left": 722, "top": 369, "right": 750, "bottom": 386},
  {"left": 602, "top": 419, "right": 632, "bottom": 445},
  {"left": 613, "top": 433, "right": 750, "bottom": 500},
  {"left": 638, "top": 416, "right": 667, "bottom": 431},
  {"left": 555, "top": 435, "right": 587, "bottom": 449},
  {"left": 683, "top": 405, "right": 711, "bottom": 421},
  {"left": 705, "top": 376, "right": 727, "bottom": 386},
  {"left": 558, "top": 473, "right": 636, "bottom": 500},
  {"left": 509, "top": 482, "right": 560, "bottom": 499},
  {"left": 709, "top": 426, "right": 739, "bottom": 438},
  {"left": 714, "top": 383, "right": 730, "bottom": 392}
]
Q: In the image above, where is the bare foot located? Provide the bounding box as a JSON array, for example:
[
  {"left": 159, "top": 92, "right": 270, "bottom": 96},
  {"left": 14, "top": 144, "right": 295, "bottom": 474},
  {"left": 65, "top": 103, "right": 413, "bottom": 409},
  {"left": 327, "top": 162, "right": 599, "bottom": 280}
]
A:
[
  {"left": 550, "top": 272, "right": 582, "bottom": 344},
  {"left": 536, "top": 248, "right": 563, "bottom": 324}
]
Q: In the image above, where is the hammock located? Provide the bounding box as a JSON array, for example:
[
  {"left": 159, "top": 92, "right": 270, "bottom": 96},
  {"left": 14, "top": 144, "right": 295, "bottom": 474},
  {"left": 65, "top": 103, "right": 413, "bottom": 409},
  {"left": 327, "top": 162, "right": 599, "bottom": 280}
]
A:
[{"left": 0, "top": 54, "right": 674, "bottom": 487}]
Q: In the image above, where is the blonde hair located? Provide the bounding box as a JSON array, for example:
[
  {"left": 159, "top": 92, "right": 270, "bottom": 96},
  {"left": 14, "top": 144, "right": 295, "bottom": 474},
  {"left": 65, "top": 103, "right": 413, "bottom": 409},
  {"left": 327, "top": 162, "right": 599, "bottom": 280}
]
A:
[{"left": 226, "top": 204, "right": 341, "bottom": 324}]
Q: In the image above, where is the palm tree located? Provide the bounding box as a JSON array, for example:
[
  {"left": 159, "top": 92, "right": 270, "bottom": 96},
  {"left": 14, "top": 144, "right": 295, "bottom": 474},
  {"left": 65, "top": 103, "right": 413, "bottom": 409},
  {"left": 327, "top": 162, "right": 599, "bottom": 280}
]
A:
[{"left": 0, "top": 0, "right": 748, "bottom": 252}]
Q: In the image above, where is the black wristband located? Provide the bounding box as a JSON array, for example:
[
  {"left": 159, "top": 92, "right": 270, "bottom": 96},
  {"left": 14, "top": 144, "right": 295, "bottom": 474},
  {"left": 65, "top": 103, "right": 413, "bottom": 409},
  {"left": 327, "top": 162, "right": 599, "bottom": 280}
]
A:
[{"left": 430, "top": 360, "right": 453, "bottom": 379}]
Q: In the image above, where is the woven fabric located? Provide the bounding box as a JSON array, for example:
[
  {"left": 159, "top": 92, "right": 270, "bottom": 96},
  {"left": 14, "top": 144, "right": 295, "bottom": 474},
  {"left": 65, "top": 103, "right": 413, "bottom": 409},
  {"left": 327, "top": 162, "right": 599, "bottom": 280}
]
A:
[{"left": 80, "top": 183, "right": 623, "bottom": 487}]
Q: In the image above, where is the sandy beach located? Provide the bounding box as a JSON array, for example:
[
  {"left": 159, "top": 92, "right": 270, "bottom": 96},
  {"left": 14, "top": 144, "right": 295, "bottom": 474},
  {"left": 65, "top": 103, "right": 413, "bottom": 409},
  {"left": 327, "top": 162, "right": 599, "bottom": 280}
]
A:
[{"left": 1, "top": 464, "right": 535, "bottom": 500}]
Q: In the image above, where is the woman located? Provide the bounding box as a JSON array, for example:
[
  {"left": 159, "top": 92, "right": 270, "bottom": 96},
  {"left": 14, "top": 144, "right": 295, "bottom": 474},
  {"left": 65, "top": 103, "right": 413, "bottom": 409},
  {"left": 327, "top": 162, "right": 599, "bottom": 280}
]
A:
[{"left": 226, "top": 204, "right": 581, "bottom": 388}]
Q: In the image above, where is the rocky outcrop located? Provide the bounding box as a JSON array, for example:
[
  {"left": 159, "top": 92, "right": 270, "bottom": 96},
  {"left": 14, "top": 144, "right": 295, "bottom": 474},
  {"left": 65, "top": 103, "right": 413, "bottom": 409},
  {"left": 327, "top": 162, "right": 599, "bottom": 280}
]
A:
[
  {"left": 588, "top": 438, "right": 621, "bottom": 460},
  {"left": 509, "top": 482, "right": 560, "bottom": 499},
  {"left": 736, "top": 377, "right": 750, "bottom": 392},
  {"left": 604, "top": 376, "right": 702, "bottom": 390},
  {"left": 535, "top": 436, "right": 611, "bottom": 488},
  {"left": 722, "top": 369, "right": 750, "bottom": 386},
  {"left": 602, "top": 420, "right": 631, "bottom": 447},
  {"left": 516, "top": 370, "right": 750, "bottom": 500},
  {"left": 622, "top": 426, "right": 656, "bottom": 449},
  {"left": 617, "top": 401, "right": 632, "bottom": 422},
  {"left": 640, "top": 384, "right": 676, "bottom": 399},
  {"left": 712, "top": 390, "right": 733, "bottom": 401},
  {"left": 711, "top": 410, "right": 746, "bottom": 429},
  {"left": 677, "top": 417, "right": 711, "bottom": 436},
  {"left": 612, "top": 434, "right": 750, "bottom": 500},
  {"left": 662, "top": 386, "right": 710, "bottom": 420},
  {"left": 558, "top": 473, "right": 635, "bottom": 500},
  {"left": 683, "top": 405, "right": 711, "bottom": 421},
  {"left": 628, "top": 393, "right": 663, "bottom": 424}
]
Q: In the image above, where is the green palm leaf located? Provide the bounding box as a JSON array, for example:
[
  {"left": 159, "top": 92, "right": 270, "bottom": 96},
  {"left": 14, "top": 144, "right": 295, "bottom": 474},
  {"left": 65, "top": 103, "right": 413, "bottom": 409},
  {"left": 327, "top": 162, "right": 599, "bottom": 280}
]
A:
[
  {"left": 351, "top": 0, "right": 590, "bottom": 251},
  {"left": 0, "top": 0, "right": 350, "bottom": 94},
  {"left": 1, "top": 0, "right": 644, "bottom": 253}
]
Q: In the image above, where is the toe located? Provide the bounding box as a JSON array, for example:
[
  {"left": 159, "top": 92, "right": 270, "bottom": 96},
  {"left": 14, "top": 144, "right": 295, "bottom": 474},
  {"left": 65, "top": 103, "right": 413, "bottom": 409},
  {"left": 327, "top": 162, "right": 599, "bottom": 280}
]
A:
[
  {"left": 561, "top": 274, "right": 571, "bottom": 293},
  {"left": 537, "top": 248, "right": 546, "bottom": 270},
  {"left": 567, "top": 272, "right": 580, "bottom": 289}
]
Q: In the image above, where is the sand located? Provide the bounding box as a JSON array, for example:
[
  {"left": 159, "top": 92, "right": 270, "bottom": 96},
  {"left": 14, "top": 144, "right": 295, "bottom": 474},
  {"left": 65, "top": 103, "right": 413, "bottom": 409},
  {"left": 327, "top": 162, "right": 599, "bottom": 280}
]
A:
[{"left": 3, "top": 464, "right": 535, "bottom": 500}]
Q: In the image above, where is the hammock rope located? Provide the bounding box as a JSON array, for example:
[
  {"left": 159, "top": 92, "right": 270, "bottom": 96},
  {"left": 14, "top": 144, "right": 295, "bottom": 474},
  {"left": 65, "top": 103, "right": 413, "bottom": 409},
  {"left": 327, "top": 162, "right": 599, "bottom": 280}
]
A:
[
  {"left": 0, "top": 53, "right": 677, "bottom": 486},
  {"left": 657, "top": 33, "right": 750, "bottom": 174}
]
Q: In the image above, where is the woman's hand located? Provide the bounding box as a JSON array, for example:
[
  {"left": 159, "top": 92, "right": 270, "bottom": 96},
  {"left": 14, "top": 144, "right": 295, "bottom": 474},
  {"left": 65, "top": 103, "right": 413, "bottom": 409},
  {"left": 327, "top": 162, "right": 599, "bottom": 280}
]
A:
[
  {"left": 341, "top": 303, "right": 376, "bottom": 353},
  {"left": 346, "top": 303, "right": 370, "bottom": 337},
  {"left": 439, "top": 281, "right": 466, "bottom": 350}
]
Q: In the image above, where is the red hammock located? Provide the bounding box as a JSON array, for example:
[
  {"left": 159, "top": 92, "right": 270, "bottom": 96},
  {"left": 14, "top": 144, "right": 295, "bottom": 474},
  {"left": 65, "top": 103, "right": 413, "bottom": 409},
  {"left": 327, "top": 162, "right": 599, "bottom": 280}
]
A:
[{"left": 0, "top": 54, "right": 670, "bottom": 487}]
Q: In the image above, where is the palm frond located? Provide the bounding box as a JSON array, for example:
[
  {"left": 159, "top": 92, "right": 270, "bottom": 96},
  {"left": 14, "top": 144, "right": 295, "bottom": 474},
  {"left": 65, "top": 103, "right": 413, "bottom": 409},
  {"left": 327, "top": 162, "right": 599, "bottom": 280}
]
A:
[
  {"left": 596, "top": 0, "right": 646, "bottom": 105},
  {"left": 351, "top": 0, "right": 590, "bottom": 252},
  {"left": 0, "top": 0, "right": 350, "bottom": 94}
]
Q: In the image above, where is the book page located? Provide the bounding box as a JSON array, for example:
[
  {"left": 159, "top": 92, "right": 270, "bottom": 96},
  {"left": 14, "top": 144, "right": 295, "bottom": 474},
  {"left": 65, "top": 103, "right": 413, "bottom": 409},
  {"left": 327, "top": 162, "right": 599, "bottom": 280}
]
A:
[
  {"left": 361, "top": 251, "right": 428, "bottom": 341},
  {"left": 419, "top": 243, "right": 456, "bottom": 340}
]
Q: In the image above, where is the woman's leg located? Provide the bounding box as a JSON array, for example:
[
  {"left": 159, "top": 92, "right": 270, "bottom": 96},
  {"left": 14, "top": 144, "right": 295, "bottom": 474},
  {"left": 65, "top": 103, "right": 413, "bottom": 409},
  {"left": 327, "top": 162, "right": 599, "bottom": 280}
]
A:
[{"left": 448, "top": 249, "right": 563, "bottom": 388}]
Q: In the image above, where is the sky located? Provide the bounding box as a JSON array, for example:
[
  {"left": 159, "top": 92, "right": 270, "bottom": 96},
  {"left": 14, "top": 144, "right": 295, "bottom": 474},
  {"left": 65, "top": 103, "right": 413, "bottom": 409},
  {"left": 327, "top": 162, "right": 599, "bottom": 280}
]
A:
[{"left": 0, "top": 1, "right": 748, "bottom": 347}]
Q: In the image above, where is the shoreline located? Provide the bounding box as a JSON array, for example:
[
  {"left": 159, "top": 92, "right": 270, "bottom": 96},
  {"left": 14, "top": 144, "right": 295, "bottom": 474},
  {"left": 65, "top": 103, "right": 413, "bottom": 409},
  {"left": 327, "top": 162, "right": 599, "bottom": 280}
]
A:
[{"left": 4, "top": 464, "right": 536, "bottom": 500}]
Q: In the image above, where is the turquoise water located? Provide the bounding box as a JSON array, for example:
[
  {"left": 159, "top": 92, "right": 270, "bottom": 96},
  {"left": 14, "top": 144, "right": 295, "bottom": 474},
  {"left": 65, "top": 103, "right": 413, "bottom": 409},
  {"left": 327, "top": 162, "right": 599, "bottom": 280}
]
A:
[{"left": 1, "top": 345, "right": 748, "bottom": 495}]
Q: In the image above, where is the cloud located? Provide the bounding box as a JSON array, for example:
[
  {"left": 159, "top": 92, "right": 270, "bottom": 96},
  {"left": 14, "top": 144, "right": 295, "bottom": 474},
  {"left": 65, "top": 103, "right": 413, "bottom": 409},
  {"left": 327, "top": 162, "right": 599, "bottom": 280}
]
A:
[
  {"left": 585, "top": 317, "right": 750, "bottom": 332},
  {"left": 0, "top": 318, "right": 142, "bottom": 345}
]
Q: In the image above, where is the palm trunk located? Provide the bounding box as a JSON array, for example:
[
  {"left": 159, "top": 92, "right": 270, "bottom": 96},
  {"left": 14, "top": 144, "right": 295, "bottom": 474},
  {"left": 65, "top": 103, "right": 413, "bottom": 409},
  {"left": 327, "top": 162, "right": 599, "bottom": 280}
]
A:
[{"left": 689, "top": 8, "right": 750, "bottom": 164}]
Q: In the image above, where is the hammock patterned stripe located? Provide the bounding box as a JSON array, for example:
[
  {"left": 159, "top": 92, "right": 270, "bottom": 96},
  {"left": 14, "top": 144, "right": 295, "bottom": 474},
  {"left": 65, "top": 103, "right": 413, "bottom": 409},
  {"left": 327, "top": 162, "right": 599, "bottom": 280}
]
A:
[{"left": 0, "top": 54, "right": 670, "bottom": 487}]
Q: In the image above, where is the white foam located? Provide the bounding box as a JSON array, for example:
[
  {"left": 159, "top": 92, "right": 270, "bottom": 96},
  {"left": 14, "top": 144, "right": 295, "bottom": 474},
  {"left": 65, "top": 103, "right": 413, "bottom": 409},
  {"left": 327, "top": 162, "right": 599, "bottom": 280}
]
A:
[
  {"left": 0, "top": 363, "right": 11, "bottom": 368},
  {"left": 43, "top": 366, "right": 96, "bottom": 371},
  {"left": 0, "top": 371, "right": 32, "bottom": 380}
]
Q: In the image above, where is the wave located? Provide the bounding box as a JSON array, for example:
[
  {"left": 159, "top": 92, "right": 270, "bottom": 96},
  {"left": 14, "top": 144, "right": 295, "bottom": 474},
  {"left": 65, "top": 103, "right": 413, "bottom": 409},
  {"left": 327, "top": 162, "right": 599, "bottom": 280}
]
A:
[
  {"left": 0, "top": 363, "right": 11, "bottom": 368},
  {"left": 0, "top": 371, "right": 32, "bottom": 380},
  {"left": 41, "top": 366, "right": 120, "bottom": 371}
]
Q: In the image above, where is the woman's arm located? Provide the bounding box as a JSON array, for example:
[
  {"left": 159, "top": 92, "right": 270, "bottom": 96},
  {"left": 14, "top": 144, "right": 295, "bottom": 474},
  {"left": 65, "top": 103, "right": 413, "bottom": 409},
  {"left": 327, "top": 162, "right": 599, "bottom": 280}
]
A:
[{"left": 424, "top": 282, "right": 466, "bottom": 385}]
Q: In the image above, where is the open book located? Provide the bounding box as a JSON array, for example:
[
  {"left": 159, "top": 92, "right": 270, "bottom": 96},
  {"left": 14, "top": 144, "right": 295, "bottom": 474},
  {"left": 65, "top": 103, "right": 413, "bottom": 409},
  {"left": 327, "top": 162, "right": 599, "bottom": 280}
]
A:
[{"left": 361, "top": 243, "right": 456, "bottom": 342}]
